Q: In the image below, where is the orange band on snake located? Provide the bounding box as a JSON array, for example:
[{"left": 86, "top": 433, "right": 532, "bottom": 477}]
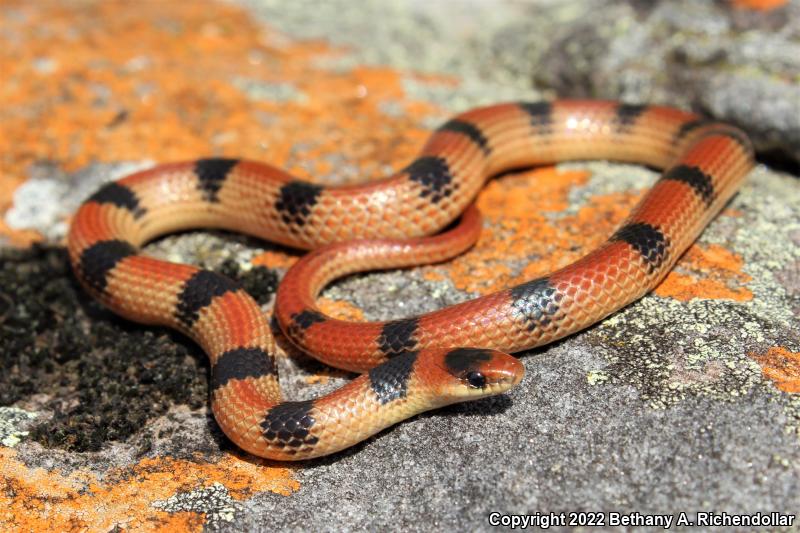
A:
[{"left": 67, "top": 100, "right": 754, "bottom": 460}]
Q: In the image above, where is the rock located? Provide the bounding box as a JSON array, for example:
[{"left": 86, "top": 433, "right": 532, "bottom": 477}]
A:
[{"left": 534, "top": 0, "right": 800, "bottom": 166}]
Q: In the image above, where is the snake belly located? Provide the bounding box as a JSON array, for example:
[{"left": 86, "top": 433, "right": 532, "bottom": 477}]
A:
[{"left": 67, "top": 100, "right": 754, "bottom": 460}]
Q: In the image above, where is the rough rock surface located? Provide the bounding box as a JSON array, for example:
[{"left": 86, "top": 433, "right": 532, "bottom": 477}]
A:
[
  {"left": 0, "top": 0, "right": 798, "bottom": 531},
  {"left": 535, "top": 0, "right": 800, "bottom": 167},
  {"left": 242, "top": 0, "right": 800, "bottom": 166}
]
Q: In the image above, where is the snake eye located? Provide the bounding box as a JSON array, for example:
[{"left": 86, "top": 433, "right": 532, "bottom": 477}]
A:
[{"left": 466, "top": 371, "right": 486, "bottom": 389}]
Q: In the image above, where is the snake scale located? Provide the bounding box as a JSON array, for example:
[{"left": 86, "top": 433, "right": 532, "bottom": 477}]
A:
[{"left": 67, "top": 100, "right": 754, "bottom": 460}]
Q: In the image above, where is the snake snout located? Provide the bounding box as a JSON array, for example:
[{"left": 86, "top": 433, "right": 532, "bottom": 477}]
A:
[
  {"left": 480, "top": 352, "right": 525, "bottom": 390},
  {"left": 430, "top": 347, "right": 524, "bottom": 401}
]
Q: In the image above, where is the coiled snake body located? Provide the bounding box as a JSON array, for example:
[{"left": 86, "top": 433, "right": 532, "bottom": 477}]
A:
[{"left": 67, "top": 100, "right": 754, "bottom": 460}]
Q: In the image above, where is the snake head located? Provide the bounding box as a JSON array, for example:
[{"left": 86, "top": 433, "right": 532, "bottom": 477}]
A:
[{"left": 421, "top": 347, "right": 524, "bottom": 406}]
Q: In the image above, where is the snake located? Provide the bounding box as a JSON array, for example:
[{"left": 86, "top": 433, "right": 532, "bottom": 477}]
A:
[{"left": 67, "top": 100, "right": 754, "bottom": 461}]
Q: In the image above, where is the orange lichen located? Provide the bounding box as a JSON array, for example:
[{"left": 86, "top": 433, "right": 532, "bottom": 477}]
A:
[
  {"left": 0, "top": 448, "right": 298, "bottom": 531},
  {"left": 655, "top": 244, "right": 753, "bottom": 302},
  {"left": 251, "top": 250, "right": 299, "bottom": 270},
  {"left": 420, "top": 168, "right": 750, "bottom": 304},
  {"left": 0, "top": 218, "right": 41, "bottom": 247},
  {"left": 423, "top": 167, "right": 632, "bottom": 295},
  {"left": 0, "top": 0, "right": 438, "bottom": 244},
  {"left": 749, "top": 347, "right": 800, "bottom": 393},
  {"left": 731, "top": 0, "right": 788, "bottom": 10},
  {"left": 318, "top": 297, "right": 366, "bottom": 321},
  {"left": 305, "top": 374, "right": 331, "bottom": 385}
]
